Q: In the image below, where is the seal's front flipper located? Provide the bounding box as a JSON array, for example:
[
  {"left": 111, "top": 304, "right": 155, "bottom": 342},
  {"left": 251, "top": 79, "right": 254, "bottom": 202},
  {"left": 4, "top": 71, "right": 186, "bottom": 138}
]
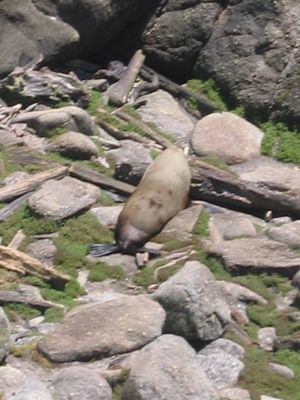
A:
[{"left": 89, "top": 243, "right": 120, "bottom": 257}]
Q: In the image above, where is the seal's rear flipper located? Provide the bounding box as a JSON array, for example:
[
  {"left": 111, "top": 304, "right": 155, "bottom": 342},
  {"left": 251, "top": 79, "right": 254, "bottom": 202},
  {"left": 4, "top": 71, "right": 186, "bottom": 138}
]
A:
[{"left": 89, "top": 243, "right": 120, "bottom": 257}]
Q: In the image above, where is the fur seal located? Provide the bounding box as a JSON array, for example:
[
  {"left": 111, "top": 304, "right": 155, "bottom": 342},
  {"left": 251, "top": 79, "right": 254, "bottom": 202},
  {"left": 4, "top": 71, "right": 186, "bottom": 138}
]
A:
[{"left": 90, "top": 146, "right": 191, "bottom": 257}]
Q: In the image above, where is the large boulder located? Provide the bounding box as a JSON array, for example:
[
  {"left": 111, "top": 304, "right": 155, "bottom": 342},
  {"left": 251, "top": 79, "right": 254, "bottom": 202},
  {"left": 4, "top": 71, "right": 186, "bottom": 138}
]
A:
[
  {"left": 152, "top": 260, "right": 231, "bottom": 341},
  {"left": 0, "top": 0, "right": 159, "bottom": 77},
  {"left": 121, "top": 334, "right": 218, "bottom": 400}
]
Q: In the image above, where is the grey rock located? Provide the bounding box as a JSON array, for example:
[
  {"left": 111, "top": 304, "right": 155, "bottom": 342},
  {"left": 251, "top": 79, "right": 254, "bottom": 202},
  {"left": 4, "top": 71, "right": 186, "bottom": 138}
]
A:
[
  {"left": 0, "top": 307, "right": 11, "bottom": 362},
  {"left": 292, "top": 270, "right": 300, "bottom": 289},
  {"left": 161, "top": 204, "right": 203, "bottom": 240},
  {"left": 216, "top": 238, "right": 300, "bottom": 276},
  {"left": 38, "top": 292, "right": 165, "bottom": 362},
  {"left": 266, "top": 221, "right": 300, "bottom": 249},
  {"left": 137, "top": 90, "right": 195, "bottom": 145},
  {"left": 191, "top": 112, "right": 263, "bottom": 164},
  {"left": 218, "top": 387, "right": 251, "bottom": 400},
  {"left": 107, "top": 140, "right": 152, "bottom": 185},
  {"left": 26, "top": 239, "right": 57, "bottom": 266},
  {"left": 121, "top": 334, "right": 218, "bottom": 400},
  {"left": 8, "top": 380, "right": 54, "bottom": 400},
  {"left": 47, "top": 131, "right": 98, "bottom": 159},
  {"left": 91, "top": 205, "right": 122, "bottom": 228},
  {"left": 0, "top": 366, "right": 27, "bottom": 399},
  {"left": 197, "top": 347, "right": 244, "bottom": 389},
  {"left": 211, "top": 213, "right": 257, "bottom": 241},
  {"left": 0, "top": 128, "right": 23, "bottom": 147},
  {"left": 14, "top": 106, "right": 97, "bottom": 137},
  {"left": 28, "top": 177, "right": 100, "bottom": 220},
  {"left": 261, "top": 396, "right": 284, "bottom": 400},
  {"left": 202, "top": 338, "right": 245, "bottom": 361},
  {"left": 218, "top": 281, "right": 267, "bottom": 305},
  {"left": 50, "top": 366, "right": 112, "bottom": 400},
  {"left": 258, "top": 327, "right": 277, "bottom": 351},
  {"left": 268, "top": 362, "right": 295, "bottom": 379},
  {"left": 152, "top": 260, "right": 231, "bottom": 341}
]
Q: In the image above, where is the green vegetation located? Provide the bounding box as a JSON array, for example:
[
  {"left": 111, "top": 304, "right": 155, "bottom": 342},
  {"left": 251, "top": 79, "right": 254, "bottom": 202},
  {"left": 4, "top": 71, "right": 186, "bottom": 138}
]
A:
[
  {"left": 4, "top": 303, "right": 41, "bottom": 320},
  {"left": 187, "top": 79, "right": 228, "bottom": 112},
  {"left": 44, "top": 307, "right": 65, "bottom": 323},
  {"left": 88, "top": 262, "right": 125, "bottom": 282},
  {"left": 261, "top": 121, "right": 300, "bottom": 164},
  {"left": 193, "top": 209, "right": 210, "bottom": 237}
]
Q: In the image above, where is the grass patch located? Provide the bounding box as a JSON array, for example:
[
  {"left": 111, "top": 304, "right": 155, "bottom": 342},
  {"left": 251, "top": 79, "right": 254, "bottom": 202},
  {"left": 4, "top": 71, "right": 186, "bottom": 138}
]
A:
[
  {"left": 88, "top": 262, "right": 125, "bottom": 282},
  {"left": 44, "top": 307, "right": 65, "bottom": 323},
  {"left": 261, "top": 121, "right": 300, "bottom": 164},
  {"left": 193, "top": 209, "right": 210, "bottom": 237},
  {"left": 4, "top": 303, "right": 41, "bottom": 320},
  {"left": 187, "top": 79, "right": 228, "bottom": 112}
]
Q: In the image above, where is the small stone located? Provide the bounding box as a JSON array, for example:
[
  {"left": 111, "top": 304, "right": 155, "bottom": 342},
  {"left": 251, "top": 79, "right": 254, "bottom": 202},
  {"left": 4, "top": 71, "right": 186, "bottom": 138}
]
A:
[
  {"left": 268, "top": 362, "right": 295, "bottom": 379},
  {"left": 258, "top": 327, "right": 277, "bottom": 351}
]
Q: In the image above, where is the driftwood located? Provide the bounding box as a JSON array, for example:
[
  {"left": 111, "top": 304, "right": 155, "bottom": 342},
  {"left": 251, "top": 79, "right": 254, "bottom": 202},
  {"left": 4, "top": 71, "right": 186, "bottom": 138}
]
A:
[
  {"left": 8, "top": 229, "right": 26, "bottom": 249},
  {"left": 0, "top": 245, "right": 70, "bottom": 288},
  {"left": 113, "top": 110, "right": 172, "bottom": 149},
  {"left": 141, "top": 65, "right": 218, "bottom": 114},
  {"left": 189, "top": 158, "right": 300, "bottom": 218},
  {"left": 97, "top": 117, "right": 152, "bottom": 146},
  {"left": 0, "top": 192, "right": 33, "bottom": 221},
  {"left": 0, "top": 289, "right": 61, "bottom": 310},
  {"left": 69, "top": 164, "right": 135, "bottom": 196},
  {"left": 104, "top": 50, "right": 145, "bottom": 106},
  {"left": 0, "top": 166, "right": 68, "bottom": 203}
]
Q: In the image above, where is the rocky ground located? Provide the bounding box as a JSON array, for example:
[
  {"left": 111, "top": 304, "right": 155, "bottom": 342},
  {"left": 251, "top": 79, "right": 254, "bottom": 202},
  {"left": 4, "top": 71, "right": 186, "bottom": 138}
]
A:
[{"left": 0, "top": 60, "right": 300, "bottom": 400}]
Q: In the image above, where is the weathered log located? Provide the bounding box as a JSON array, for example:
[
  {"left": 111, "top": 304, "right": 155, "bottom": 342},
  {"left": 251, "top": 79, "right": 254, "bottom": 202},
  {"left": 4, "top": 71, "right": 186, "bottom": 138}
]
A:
[
  {"left": 0, "top": 289, "right": 61, "bottom": 310},
  {"left": 0, "top": 192, "right": 33, "bottom": 221},
  {"left": 141, "top": 65, "right": 218, "bottom": 114},
  {"left": 104, "top": 50, "right": 145, "bottom": 106},
  {"left": 0, "top": 166, "right": 68, "bottom": 203},
  {"left": 69, "top": 164, "right": 135, "bottom": 196},
  {"left": 0, "top": 245, "right": 70, "bottom": 288},
  {"left": 189, "top": 158, "right": 300, "bottom": 218},
  {"left": 113, "top": 110, "right": 172, "bottom": 149},
  {"left": 8, "top": 229, "right": 26, "bottom": 249}
]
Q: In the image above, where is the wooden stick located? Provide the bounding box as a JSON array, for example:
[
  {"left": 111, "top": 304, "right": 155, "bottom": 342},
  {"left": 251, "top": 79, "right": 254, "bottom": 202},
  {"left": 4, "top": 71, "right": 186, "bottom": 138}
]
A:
[
  {"left": 69, "top": 164, "right": 135, "bottom": 196},
  {"left": 8, "top": 229, "right": 26, "bottom": 249},
  {"left": 97, "top": 118, "right": 151, "bottom": 145},
  {"left": 113, "top": 110, "right": 172, "bottom": 149},
  {"left": 0, "top": 192, "right": 33, "bottom": 221},
  {"left": 0, "top": 245, "right": 70, "bottom": 288},
  {"left": 105, "top": 49, "right": 145, "bottom": 106},
  {"left": 0, "top": 166, "right": 68, "bottom": 203}
]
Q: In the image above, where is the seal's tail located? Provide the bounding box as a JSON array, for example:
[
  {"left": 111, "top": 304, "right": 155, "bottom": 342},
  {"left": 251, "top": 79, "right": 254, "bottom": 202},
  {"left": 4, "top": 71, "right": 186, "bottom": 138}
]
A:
[{"left": 89, "top": 243, "right": 120, "bottom": 257}]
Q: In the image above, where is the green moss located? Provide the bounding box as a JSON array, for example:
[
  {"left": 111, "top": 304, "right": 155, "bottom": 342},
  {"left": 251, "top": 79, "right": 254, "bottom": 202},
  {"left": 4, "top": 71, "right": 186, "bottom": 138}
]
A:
[
  {"left": 44, "top": 307, "right": 65, "bottom": 323},
  {"left": 4, "top": 303, "right": 42, "bottom": 320},
  {"left": 261, "top": 121, "right": 300, "bottom": 164},
  {"left": 99, "top": 191, "right": 116, "bottom": 206},
  {"left": 0, "top": 204, "right": 60, "bottom": 245},
  {"left": 40, "top": 287, "right": 77, "bottom": 308},
  {"left": 186, "top": 79, "right": 228, "bottom": 112},
  {"left": 193, "top": 209, "right": 210, "bottom": 237},
  {"left": 132, "top": 266, "right": 156, "bottom": 288},
  {"left": 47, "top": 127, "right": 67, "bottom": 139},
  {"left": 10, "top": 342, "right": 36, "bottom": 357},
  {"left": 88, "top": 262, "right": 125, "bottom": 282},
  {"left": 199, "top": 155, "right": 233, "bottom": 173},
  {"left": 21, "top": 276, "right": 49, "bottom": 289},
  {"left": 112, "top": 384, "right": 122, "bottom": 400}
]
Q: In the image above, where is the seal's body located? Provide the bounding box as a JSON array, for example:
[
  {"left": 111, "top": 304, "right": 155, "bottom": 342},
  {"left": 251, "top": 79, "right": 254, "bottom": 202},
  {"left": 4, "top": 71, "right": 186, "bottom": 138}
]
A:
[{"left": 90, "top": 146, "right": 191, "bottom": 256}]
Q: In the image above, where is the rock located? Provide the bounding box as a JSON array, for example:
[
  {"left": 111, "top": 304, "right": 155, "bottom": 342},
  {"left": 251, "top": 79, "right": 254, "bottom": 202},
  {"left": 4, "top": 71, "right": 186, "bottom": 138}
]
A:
[
  {"left": 218, "top": 281, "right": 268, "bottom": 305},
  {"left": 0, "top": 307, "right": 11, "bottom": 363},
  {"left": 258, "top": 327, "right": 277, "bottom": 351},
  {"left": 28, "top": 177, "right": 100, "bottom": 220},
  {"left": 8, "top": 380, "right": 54, "bottom": 400},
  {"left": 38, "top": 292, "right": 165, "bottom": 362},
  {"left": 2, "top": 171, "right": 30, "bottom": 186},
  {"left": 161, "top": 204, "right": 203, "bottom": 240},
  {"left": 216, "top": 238, "right": 300, "bottom": 276},
  {"left": 26, "top": 239, "right": 57, "bottom": 266},
  {"left": 191, "top": 112, "right": 263, "bottom": 165},
  {"left": 261, "top": 396, "right": 284, "bottom": 400},
  {"left": 142, "top": 2, "right": 222, "bottom": 80},
  {"left": 230, "top": 156, "right": 300, "bottom": 195},
  {"left": 0, "top": 366, "right": 27, "bottom": 398},
  {"left": 152, "top": 260, "right": 231, "bottom": 341},
  {"left": 202, "top": 338, "right": 245, "bottom": 361},
  {"left": 292, "top": 270, "right": 300, "bottom": 289},
  {"left": 219, "top": 387, "right": 251, "bottom": 400},
  {"left": 137, "top": 90, "right": 195, "bottom": 145},
  {"left": 50, "top": 366, "right": 112, "bottom": 400},
  {"left": 268, "top": 362, "right": 295, "bottom": 379},
  {"left": 266, "top": 221, "right": 300, "bottom": 249},
  {"left": 47, "top": 131, "right": 98, "bottom": 160},
  {"left": 91, "top": 205, "right": 122, "bottom": 228},
  {"left": 0, "top": 128, "right": 23, "bottom": 147},
  {"left": 107, "top": 140, "right": 152, "bottom": 185},
  {"left": 14, "top": 106, "right": 97, "bottom": 136},
  {"left": 211, "top": 213, "right": 258, "bottom": 240},
  {"left": 121, "top": 334, "right": 218, "bottom": 400},
  {"left": 197, "top": 347, "right": 245, "bottom": 389}
]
